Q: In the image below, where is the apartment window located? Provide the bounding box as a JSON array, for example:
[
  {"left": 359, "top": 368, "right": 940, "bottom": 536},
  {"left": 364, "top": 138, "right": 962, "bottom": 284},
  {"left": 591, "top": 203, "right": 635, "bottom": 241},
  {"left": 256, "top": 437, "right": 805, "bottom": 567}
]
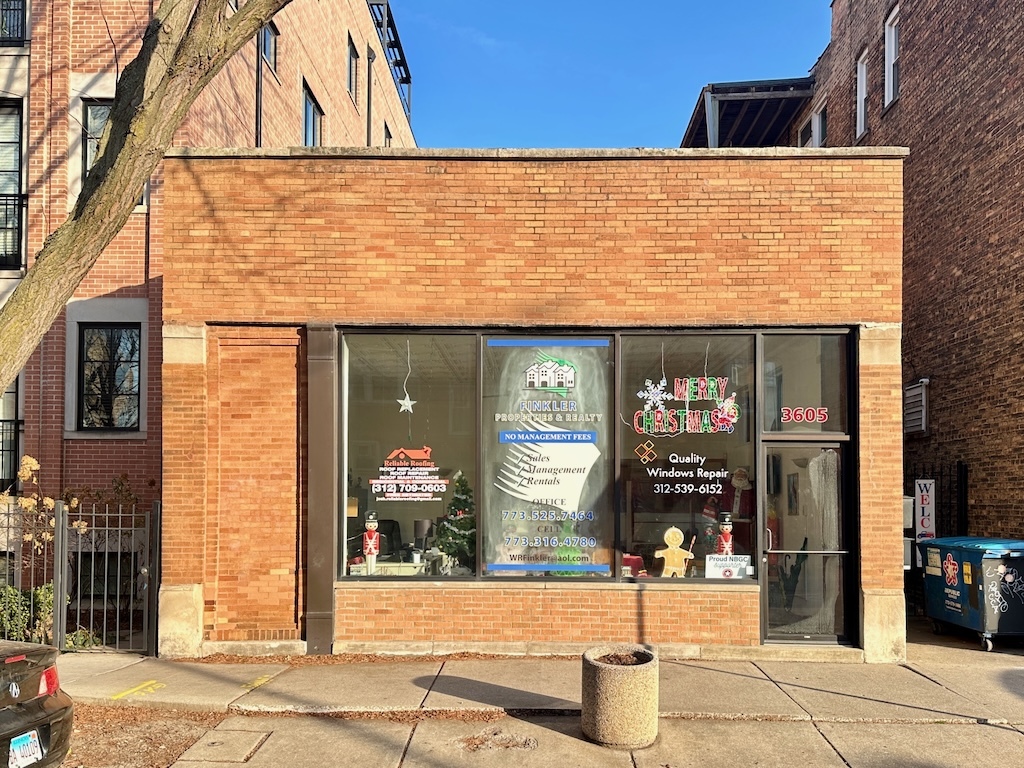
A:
[
  {"left": 856, "top": 50, "right": 868, "bottom": 138},
  {"left": 1, "top": 378, "right": 18, "bottom": 490},
  {"left": 347, "top": 35, "right": 359, "bottom": 98},
  {"left": 260, "top": 23, "right": 278, "bottom": 70},
  {"left": 799, "top": 105, "right": 829, "bottom": 148},
  {"left": 384, "top": 123, "right": 392, "bottom": 147},
  {"left": 0, "top": 103, "right": 23, "bottom": 270},
  {"left": 77, "top": 324, "right": 141, "bottom": 431},
  {"left": 884, "top": 6, "right": 901, "bottom": 106},
  {"left": 798, "top": 121, "right": 812, "bottom": 147},
  {"left": 303, "top": 84, "right": 323, "bottom": 147},
  {"left": 83, "top": 100, "right": 112, "bottom": 179},
  {"left": 0, "top": 0, "right": 26, "bottom": 46}
]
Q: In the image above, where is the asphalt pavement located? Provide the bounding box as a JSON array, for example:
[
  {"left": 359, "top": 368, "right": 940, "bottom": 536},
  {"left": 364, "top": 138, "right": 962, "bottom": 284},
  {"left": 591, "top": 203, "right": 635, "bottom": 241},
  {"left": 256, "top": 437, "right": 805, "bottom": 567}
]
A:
[{"left": 56, "top": 619, "right": 1024, "bottom": 768}]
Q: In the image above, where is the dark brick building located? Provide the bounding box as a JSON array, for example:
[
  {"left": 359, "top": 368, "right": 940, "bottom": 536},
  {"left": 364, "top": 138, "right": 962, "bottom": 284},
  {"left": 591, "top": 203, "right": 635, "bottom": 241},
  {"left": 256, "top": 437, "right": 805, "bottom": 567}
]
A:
[{"left": 683, "top": 0, "right": 1024, "bottom": 538}]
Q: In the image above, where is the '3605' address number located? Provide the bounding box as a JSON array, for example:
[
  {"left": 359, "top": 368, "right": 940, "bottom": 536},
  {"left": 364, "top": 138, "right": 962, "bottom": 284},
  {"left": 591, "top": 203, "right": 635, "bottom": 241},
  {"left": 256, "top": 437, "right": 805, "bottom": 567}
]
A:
[{"left": 780, "top": 407, "right": 829, "bottom": 424}]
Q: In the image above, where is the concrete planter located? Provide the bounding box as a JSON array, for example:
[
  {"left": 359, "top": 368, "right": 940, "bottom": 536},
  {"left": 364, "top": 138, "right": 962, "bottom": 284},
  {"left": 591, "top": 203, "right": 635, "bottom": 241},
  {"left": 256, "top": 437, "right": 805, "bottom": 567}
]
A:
[{"left": 581, "top": 644, "right": 658, "bottom": 749}]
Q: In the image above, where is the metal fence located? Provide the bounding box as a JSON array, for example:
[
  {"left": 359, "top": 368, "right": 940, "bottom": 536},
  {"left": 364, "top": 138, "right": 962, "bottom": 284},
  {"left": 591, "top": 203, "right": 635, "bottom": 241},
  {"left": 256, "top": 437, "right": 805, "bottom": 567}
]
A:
[
  {"left": 904, "top": 461, "right": 969, "bottom": 539},
  {"left": 904, "top": 461, "right": 968, "bottom": 614},
  {"left": 0, "top": 0, "right": 25, "bottom": 45},
  {"left": 0, "top": 499, "right": 159, "bottom": 653}
]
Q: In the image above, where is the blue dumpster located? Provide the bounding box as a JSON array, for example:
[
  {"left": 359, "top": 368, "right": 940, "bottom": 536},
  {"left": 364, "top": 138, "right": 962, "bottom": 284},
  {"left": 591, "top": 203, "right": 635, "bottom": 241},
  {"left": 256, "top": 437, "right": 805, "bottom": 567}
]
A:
[{"left": 918, "top": 537, "right": 1024, "bottom": 651}]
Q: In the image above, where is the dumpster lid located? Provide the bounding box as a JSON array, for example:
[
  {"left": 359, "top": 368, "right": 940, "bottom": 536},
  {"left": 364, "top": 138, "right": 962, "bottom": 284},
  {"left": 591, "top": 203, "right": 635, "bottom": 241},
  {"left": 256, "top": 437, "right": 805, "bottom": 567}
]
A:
[{"left": 923, "top": 537, "right": 1024, "bottom": 556}]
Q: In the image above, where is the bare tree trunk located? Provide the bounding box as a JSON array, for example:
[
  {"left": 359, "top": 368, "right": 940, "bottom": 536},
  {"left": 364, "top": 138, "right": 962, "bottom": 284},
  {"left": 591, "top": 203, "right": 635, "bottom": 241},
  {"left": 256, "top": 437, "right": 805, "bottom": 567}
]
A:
[{"left": 0, "top": 0, "right": 294, "bottom": 393}]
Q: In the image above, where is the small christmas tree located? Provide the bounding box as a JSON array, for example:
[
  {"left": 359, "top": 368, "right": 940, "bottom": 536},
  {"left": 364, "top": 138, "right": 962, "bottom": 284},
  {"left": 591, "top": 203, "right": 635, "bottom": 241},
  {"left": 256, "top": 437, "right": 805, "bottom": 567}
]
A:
[{"left": 435, "top": 471, "right": 476, "bottom": 570}]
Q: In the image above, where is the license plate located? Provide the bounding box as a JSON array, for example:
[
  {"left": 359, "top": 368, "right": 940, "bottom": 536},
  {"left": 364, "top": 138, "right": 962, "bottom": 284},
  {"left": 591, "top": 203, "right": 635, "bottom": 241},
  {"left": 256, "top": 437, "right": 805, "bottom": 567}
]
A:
[{"left": 9, "top": 729, "right": 42, "bottom": 768}]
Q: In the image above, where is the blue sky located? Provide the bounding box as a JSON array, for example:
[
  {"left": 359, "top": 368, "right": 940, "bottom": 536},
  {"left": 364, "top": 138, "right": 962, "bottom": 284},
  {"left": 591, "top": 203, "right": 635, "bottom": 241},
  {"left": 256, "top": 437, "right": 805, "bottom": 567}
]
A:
[{"left": 396, "top": 1, "right": 832, "bottom": 149}]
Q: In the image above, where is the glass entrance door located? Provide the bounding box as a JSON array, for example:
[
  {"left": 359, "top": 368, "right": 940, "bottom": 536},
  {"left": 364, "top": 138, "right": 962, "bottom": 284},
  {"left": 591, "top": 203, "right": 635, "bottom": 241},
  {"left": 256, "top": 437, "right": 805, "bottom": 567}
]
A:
[{"left": 763, "top": 446, "right": 847, "bottom": 641}]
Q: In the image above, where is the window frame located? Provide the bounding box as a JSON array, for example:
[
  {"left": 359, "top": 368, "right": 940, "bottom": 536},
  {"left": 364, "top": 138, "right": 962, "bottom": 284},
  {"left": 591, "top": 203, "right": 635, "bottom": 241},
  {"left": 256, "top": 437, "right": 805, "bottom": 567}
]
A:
[
  {"left": 0, "top": 100, "right": 24, "bottom": 271},
  {"left": 82, "top": 98, "right": 112, "bottom": 182},
  {"left": 855, "top": 50, "right": 869, "bottom": 138},
  {"left": 303, "top": 83, "right": 323, "bottom": 147},
  {"left": 260, "top": 22, "right": 279, "bottom": 70},
  {"left": 884, "top": 6, "right": 901, "bottom": 107},
  {"left": 347, "top": 34, "right": 359, "bottom": 99},
  {"left": 76, "top": 322, "right": 143, "bottom": 433},
  {"left": 64, "top": 298, "right": 148, "bottom": 439}
]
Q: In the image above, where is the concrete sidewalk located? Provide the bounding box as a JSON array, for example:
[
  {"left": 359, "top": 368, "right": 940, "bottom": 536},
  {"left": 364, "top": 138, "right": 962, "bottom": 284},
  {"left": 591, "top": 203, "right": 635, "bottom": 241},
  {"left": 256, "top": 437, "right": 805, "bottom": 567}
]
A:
[{"left": 57, "top": 621, "right": 1024, "bottom": 767}]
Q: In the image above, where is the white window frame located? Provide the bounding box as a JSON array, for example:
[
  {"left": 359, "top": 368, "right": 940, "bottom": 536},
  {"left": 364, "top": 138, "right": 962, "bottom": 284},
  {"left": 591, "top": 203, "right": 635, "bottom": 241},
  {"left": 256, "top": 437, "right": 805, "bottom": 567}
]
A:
[
  {"left": 798, "top": 102, "right": 828, "bottom": 148},
  {"left": 68, "top": 74, "right": 147, "bottom": 211},
  {"left": 64, "top": 298, "right": 148, "bottom": 438},
  {"left": 856, "top": 50, "right": 869, "bottom": 138},
  {"left": 884, "top": 6, "right": 901, "bottom": 107}
]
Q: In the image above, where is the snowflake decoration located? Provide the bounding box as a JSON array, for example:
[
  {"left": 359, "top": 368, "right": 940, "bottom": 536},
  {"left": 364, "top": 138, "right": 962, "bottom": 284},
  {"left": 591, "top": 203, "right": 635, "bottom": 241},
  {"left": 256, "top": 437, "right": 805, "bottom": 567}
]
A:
[{"left": 637, "top": 377, "right": 673, "bottom": 412}]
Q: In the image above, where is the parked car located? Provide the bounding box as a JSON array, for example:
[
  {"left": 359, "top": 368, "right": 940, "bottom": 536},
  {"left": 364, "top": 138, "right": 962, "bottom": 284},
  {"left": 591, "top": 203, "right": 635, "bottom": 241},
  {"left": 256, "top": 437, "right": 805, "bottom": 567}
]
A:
[{"left": 0, "top": 640, "right": 73, "bottom": 768}]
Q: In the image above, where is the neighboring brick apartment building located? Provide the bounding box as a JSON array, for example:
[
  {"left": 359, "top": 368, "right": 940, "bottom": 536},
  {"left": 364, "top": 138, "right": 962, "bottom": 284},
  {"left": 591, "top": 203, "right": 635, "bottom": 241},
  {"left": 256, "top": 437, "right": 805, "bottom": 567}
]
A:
[
  {"left": 682, "top": 1, "right": 1024, "bottom": 539},
  {"left": 158, "top": 147, "right": 908, "bottom": 662},
  {"left": 0, "top": 1, "right": 414, "bottom": 497}
]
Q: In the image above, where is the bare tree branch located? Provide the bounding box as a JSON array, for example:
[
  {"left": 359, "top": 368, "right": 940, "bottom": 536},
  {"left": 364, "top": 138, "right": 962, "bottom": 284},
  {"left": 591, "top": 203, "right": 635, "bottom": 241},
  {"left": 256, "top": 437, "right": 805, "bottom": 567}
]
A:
[{"left": 0, "top": 0, "right": 295, "bottom": 392}]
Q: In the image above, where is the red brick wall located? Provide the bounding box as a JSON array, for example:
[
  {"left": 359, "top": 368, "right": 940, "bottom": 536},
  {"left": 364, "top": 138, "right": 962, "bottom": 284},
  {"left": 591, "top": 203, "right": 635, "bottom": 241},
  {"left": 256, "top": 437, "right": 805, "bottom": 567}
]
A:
[
  {"left": 163, "top": 152, "right": 902, "bottom": 327},
  {"left": 336, "top": 586, "right": 761, "bottom": 646},
  {"left": 201, "top": 329, "right": 305, "bottom": 641},
  {"left": 807, "top": 0, "right": 1024, "bottom": 537},
  {"left": 162, "top": 149, "right": 904, "bottom": 646}
]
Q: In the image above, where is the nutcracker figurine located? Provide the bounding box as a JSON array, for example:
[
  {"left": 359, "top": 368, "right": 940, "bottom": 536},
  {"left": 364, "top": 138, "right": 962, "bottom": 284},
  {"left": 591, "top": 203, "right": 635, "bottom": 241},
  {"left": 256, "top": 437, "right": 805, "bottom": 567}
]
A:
[
  {"left": 715, "top": 514, "right": 735, "bottom": 556},
  {"left": 363, "top": 511, "right": 381, "bottom": 575}
]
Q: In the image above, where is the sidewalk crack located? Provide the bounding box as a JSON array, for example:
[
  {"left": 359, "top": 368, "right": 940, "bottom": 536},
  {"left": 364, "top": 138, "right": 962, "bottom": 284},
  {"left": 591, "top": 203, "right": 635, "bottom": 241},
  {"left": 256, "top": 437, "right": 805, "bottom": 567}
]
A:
[{"left": 418, "top": 658, "right": 446, "bottom": 709}]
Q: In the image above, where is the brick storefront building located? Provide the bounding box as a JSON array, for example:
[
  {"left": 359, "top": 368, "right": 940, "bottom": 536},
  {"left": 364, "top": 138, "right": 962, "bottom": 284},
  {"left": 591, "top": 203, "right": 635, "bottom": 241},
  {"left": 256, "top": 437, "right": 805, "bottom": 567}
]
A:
[
  {"left": 159, "top": 147, "right": 908, "bottom": 662},
  {"left": 683, "top": 1, "right": 1024, "bottom": 539},
  {"left": 0, "top": 0, "right": 414, "bottom": 499}
]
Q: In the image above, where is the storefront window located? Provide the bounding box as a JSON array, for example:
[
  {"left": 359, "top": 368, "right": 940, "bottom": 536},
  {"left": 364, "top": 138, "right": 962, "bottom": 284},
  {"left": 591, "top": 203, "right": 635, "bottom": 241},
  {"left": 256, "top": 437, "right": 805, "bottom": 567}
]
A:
[
  {"left": 619, "top": 335, "right": 755, "bottom": 580},
  {"left": 482, "top": 337, "right": 614, "bottom": 576},
  {"left": 339, "top": 329, "right": 851, "bottom": 585},
  {"left": 343, "top": 334, "right": 477, "bottom": 577},
  {"left": 763, "top": 334, "right": 848, "bottom": 434}
]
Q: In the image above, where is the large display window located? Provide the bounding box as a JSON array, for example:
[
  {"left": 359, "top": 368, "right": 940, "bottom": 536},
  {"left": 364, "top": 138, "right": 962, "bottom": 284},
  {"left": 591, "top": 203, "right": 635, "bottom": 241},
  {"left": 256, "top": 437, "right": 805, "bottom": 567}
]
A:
[
  {"left": 343, "top": 334, "right": 477, "bottom": 577},
  {"left": 340, "top": 330, "right": 853, "bottom": 590},
  {"left": 619, "top": 335, "right": 755, "bottom": 580},
  {"left": 482, "top": 337, "right": 614, "bottom": 576}
]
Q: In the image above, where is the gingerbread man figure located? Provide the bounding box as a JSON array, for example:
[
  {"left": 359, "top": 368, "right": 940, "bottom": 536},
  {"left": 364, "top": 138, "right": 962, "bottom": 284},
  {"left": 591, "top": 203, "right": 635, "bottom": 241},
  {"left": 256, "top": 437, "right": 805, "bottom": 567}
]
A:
[{"left": 654, "top": 526, "right": 695, "bottom": 578}]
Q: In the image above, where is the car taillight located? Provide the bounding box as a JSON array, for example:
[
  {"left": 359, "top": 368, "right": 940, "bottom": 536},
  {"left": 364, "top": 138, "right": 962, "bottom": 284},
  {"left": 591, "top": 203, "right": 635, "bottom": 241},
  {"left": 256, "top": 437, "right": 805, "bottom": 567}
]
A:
[{"left": 38, "top": 665, "right": 59, "bottom": 697}]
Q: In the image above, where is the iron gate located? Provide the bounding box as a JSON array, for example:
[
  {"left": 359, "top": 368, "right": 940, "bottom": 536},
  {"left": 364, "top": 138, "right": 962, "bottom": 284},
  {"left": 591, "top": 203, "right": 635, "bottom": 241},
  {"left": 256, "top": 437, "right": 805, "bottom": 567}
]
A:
[
  {"left": 903, "top": 461, "right": 968, "bottom": 614},
  {"left": 0, "top": 499, "right": 160, "bottom": 654}
]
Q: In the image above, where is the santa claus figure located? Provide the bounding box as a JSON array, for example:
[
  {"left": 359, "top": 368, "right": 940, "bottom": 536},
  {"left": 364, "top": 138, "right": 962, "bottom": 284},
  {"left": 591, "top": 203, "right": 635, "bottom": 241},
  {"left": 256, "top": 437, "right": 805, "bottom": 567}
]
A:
[
  {"left": 720, "top": 467, "right": 753, "bottom": 520},
  {"left": 363, "top": 511, "right": 381, "bottom": 575},
  {"left": 715, "top": 515, "right": 735, "bottom": 556}
]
